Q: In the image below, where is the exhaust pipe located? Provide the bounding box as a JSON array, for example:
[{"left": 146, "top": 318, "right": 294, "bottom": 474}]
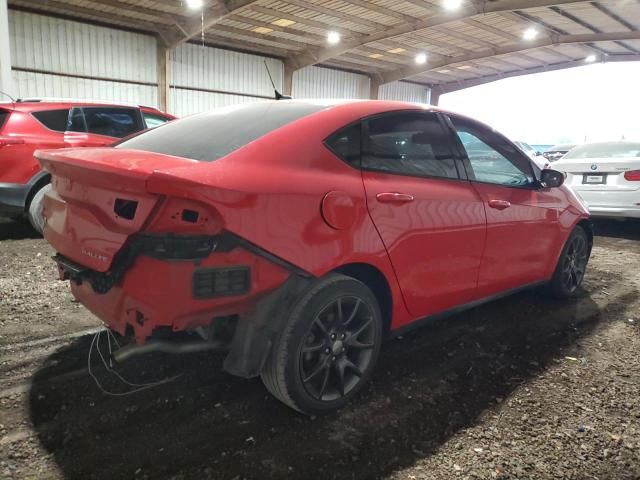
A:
[{"left": 112, "top": 339, "right": 226, "bottom": 363}]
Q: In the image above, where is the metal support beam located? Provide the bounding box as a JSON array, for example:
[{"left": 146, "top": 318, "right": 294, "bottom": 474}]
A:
[
  {"left": 369, "top": 76, "right": 380, "bottom": 100},
  {"left": 430, "top": 90, "right": 441, "bottom": 106},
  {"left": 380, "top": 31, "right": 640, "bottom": 84},
  {"left": 0, "top": 0, "right": 13, "bottom": 100},
  {"left": 162, "top": 0, "right": 260, "bottom": 49},
  {"left": 283, "top": 61, "right": 294, "bottom": 96},
  {"left": 284, "top": 0, "right": 587, "bottom": 71},
  {"left": 156, "top": 38, "right": 170, "bottom": 112}
]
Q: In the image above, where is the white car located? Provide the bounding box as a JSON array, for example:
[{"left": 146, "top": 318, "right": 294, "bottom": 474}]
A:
[
  {"left": 514, "top": 141, "right": 548, "bottom": 169},
  {"left": 553, "top": 141, "right": 640, "bottom": 219}
]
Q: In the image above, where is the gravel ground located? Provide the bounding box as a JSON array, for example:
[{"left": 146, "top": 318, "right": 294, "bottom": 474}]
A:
[{"left": 0, "top": 217, "right": 639, "bottom": 480}]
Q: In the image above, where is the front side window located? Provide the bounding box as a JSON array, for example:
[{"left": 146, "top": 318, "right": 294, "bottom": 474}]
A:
[
  {"left": 32, "top": 109, "right": 69, "bottom": 132},
  {"left": 362, "top": 112, "right": 458, "bottom": 179},
  {"left": 82, "top": 107, "right": 141, "bottom": 138},
  {"left": 450, "top": 117, "right": 534, "bottom": 187},
  {"left": 143, "top": 112, "right": 171, "bottom": 129}
]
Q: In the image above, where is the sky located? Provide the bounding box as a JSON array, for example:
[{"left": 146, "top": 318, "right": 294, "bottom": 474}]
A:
[{"left": 439, "top": 61, "right": 640, "bottom": 148}]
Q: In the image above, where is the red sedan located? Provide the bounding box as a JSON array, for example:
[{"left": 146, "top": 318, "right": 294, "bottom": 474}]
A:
[{"left": 37, "top": 100, "right": 591, "bottom": 414}]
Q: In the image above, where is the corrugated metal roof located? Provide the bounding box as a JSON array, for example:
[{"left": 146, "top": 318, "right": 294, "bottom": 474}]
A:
[{"left": 8, "top": 0, "right": 640, "bottom": 91}]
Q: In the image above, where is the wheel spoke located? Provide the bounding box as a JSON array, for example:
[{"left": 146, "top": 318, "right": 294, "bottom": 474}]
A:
[
  {"left": 313, "top": 317, "right": 330, "bottom": 339},
  {"left": 336, "top": 298, "right": 344, "bottom": 324},
  {"left": 344, "top": 299, "right": 361, "bottom": 327},
  {"left": 318, "top": 364, "right": 331, "bottom": 399},
  {"left": 343, "top": 358, "right": 363, "bottom": 378},
  {"left": 303, "top": 342, "right": 325, "bottom": 354},
  {"left": 350, "top": 317, "right": 373, "bottom": 339},
  {"left": 303, "top": 357, "right": 328, "bottom": 383}
]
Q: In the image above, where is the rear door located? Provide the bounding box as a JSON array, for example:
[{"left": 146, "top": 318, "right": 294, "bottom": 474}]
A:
[
  {"left": 446, "top": 114, "right": 563, "bottom": 297},
  {"left": 65, "top": 106, "right": 143, "bottom": 147},
  {"left": 361, "top": 111, "right": 486, "bottom": 318}
]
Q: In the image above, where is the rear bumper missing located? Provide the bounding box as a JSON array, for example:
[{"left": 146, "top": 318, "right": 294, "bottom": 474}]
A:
[{"left": 55, "top": 232, "right": 307, "bottom": 344}]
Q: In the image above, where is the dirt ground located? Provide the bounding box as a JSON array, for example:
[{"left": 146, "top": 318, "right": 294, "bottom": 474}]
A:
[{"left": 0, "top": 218, "right": 639, "bottom": 480}]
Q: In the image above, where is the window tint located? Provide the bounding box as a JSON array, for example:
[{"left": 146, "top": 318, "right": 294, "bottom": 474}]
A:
[
  {"left": 362, "top": 112, "right": 458, "bottom": 179},
  {"left": 32, "top": 109, "right": 69, "bottom": 132},
  {"left": 68, "top": 108, "right": 86, "bottom": 132},
  {"left": 451, "top": 117, "right": 534, "bottom": 187},
  {"left": 82, "top": 107, "right": 140, "bottom": 138},
  {"left": 143, "top": 112, "right": 170, "bottom": 129},
  {"left": 325, "top": 123, "right": 360, "bottom": 167},
  {"left": 117, "top": 101, "right": 326, "bottom": 162},
  {"left": 0, "top": 110, "right": 10, "bottom": 131}
]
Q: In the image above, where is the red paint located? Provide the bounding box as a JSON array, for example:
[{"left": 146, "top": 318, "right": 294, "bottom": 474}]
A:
[
  {"left": 0, "top": 101, "right": 174, "bottom": 211},
  {"left": 37, "top": 100, "right": 589, "bottom": 343}
]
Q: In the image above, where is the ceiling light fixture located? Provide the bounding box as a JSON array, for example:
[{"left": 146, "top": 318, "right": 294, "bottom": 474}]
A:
[
  {"left": 388, "top": 47, "right": 406, "bottom": 54},
  {"left": 415, "top": 53, "right": 427, "bottom": 65},
  {"left": 585, "top": 54, "right": 597, "bottom": 62},
  {"left": 443, "top": 0, "right": 463, "bottom": 11},
  {"left": 272, "top": 18, "right": 296, "bottom": 27},
  {"left": 252, "top": 26, "right": 274, "bottom": 34},
  {"left": 368, "top": 53, "right": 384, "bottom": 59},
  {"left": 523, "top": 27, "right": 538, "bottom": 41},
  {"left": 185, "top": 0, "right": 204, "bottom": 10},
  {"left": 327, "top": 31, "right": 341, "bottom": 45}
]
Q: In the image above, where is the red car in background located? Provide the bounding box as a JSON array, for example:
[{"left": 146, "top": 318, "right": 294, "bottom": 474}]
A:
[
  {"left": 37, "top": 100, "right": 591, "bottom": 414},
  {"left": 0, "top": 100, "right": 174, "bottom": 232}
]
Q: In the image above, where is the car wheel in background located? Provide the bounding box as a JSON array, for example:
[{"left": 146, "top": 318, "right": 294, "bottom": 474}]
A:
[
  {"left": 546, "top": 225, "right": 590, "bottom": 297},
  {"left": 261, "top": 274, "right": 383, "bottom": 414},
  {"left": 27, "top": 183, "right": 50, "bottom": 234}
]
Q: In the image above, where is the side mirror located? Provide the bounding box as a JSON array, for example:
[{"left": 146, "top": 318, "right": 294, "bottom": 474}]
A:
[{"left": 540, "top": 169, "right": 564, "bottom": 188}]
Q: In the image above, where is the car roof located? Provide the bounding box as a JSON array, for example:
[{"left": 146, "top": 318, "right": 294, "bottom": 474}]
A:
[{"left": 0, "top": 99, "right": 172, "bottom": 116}]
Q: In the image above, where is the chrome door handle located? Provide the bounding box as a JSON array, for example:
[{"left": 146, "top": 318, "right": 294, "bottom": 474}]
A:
[
  {"left": 376, "top": 192, "right": 415, "bottom": 204},
  {"left": 488, "top": 199, "right": 511, "bottom": 210}
]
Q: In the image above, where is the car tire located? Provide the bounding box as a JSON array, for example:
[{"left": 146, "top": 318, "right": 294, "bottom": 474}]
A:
[
  {"left": 261, "top": 273, "right": 383, "bottom": 415},
  {"left": 27, "top": 183, "right": 50, "bottom": 235},
  {"left": 546, "top": 225, "right": 590, "bottom": 298}
]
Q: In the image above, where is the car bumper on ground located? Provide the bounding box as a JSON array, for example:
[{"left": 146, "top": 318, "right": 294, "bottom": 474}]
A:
[{"left": 0, "top": 182, "right": 30, "bottom": 216}]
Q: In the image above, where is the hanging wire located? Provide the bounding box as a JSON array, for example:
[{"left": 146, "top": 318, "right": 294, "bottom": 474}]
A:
[{"left": 87, "top": 330, "right": 181, "bottom": 397}]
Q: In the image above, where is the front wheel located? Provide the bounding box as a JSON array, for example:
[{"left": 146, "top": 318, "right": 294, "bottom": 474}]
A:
[
  {"left": 261, "top": 274, "right": 383, "bottom": 414},
  {"left": 546, "top": 225, "right": 590, "bottom": 297}
]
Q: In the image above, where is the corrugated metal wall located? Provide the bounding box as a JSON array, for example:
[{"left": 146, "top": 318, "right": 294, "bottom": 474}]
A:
[
  {"left": 379, "top": 81, "right": 430, "bottom": 104},
  {"left": 9, "top": 10, "right": 157, "bottom": 106},
  {"left": 170, "top": 43, "right": 283, "bottom": 117},
  {"left": 293, "top": 66, "right": 370, "bottom": 99},
  {"left": 8, "top": 10, "right": 431, "bottom": 115}
]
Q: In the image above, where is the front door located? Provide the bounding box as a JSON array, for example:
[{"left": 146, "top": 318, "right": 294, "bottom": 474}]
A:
[
  {"left": 361, "top": 111, "right": 486, "bottom": 318},
  {"left": 446, "top": 114, "right": 563, "bottom": 297}
]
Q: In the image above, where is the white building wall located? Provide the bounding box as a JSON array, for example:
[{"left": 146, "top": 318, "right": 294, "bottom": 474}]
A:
[
  {"left": 170, "top": 43, "right": 283, "bottom": 117},
  {"left": 293, "top": 66, "right": 370, "bottom": 99},
  {"left": 379, "top": 81, "right": 430, "bottom": 104},
  {"left": 9, "top": 10, "right": 158, "bottom": 106}
]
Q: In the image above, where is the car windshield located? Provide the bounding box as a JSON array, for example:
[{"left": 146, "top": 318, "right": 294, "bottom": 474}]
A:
[
  {"left": 563, "top": 142, "right": 640, "bottom": 159},
  {"left": 116, "top": 101, "right": 326, "bottom": 161}
]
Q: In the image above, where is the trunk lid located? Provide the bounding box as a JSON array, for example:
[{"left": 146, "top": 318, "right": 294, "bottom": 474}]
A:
[
  {"left": 37, "top": 148, "right": 198, "bottom": 272},
  {"left": 554, "top": 157, "right": 640, "bottom": 192}
]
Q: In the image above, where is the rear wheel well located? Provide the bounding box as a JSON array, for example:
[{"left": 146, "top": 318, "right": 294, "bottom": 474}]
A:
[
  {"left": 24, "top": 174, "right": 51, "bottom": 213},
  {"left": 333, "top": 263, "right": 392, "bottom": 334}
]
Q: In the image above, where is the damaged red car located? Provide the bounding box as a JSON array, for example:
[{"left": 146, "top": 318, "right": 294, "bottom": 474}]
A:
[{"left": 37, "top": 100, "right": 592, "bottom": 414}]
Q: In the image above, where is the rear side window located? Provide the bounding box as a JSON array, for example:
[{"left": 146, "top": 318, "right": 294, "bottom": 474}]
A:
[
  {"left": 362, "top": 111, "right": 459, "bottom": 179},
  {"left": 0, "top": 110, "right": 10, "bottom": 130},
  {"left": 143, "top": 112, "right": 170, "bottom": 129},
  {"left": 117, "top": 101, "right": 326, "bottom": 162},
  {"left": 32, "top": 109, "right": 69, "bottom": 132},
  {"left": 325, "top": 123, "right": 361, "bottom": 167},
  {"left": 83, "top": 107, "right": 141, "bottom": 138}
]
